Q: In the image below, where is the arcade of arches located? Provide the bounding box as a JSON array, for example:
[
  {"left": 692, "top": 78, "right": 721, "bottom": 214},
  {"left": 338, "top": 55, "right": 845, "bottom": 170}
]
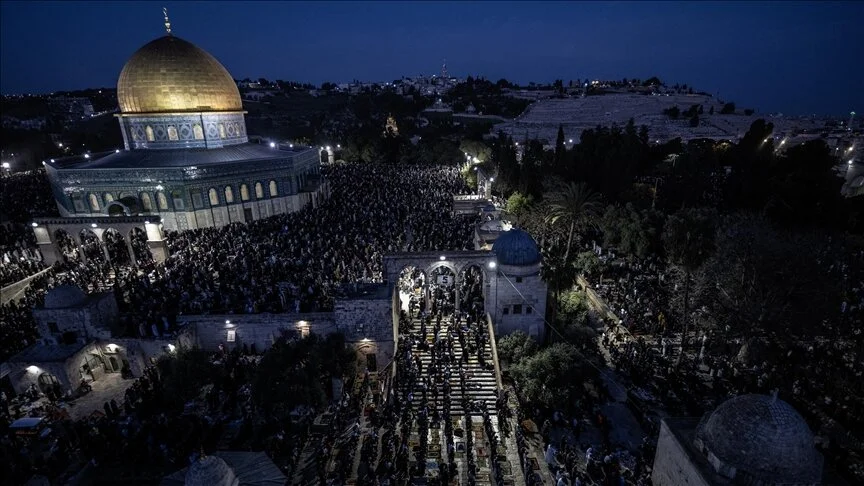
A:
[{"left": 31, "top": 217, "right": 169, "bottom": 266}]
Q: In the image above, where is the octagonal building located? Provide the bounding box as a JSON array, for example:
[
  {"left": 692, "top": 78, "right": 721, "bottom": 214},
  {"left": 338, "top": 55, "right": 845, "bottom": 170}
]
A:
[{"left": 44, "top": 28, "right": 324, "bottom": 231}]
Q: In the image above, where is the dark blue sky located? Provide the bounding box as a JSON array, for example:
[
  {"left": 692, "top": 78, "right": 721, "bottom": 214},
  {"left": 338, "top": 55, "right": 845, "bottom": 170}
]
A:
[{"left": 1, "top": 1, "right": 862, "bottom": 116}]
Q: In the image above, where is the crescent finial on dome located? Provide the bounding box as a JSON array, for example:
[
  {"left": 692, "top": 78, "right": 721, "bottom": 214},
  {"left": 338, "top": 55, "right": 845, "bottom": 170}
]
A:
[{"left": 162, "top": 7, "right": 172, "bottom": 35}]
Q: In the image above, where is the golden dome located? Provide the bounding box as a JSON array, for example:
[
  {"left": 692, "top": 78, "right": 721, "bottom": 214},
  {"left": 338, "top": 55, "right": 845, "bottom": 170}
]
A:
[{"left": 117, "top": 35, "right": 242, "bottom": 114}]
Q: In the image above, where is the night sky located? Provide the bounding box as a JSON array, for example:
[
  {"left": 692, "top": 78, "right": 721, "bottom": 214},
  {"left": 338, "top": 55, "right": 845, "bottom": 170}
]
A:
[{"left": 1, "top": 1, "right": 861, "bottom": 116}]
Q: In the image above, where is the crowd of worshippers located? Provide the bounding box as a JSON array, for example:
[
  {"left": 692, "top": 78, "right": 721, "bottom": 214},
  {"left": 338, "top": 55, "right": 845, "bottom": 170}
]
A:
[
  {"left": 337, "top": 273, "right": 503, "bottom": 485},
  {"left": 0, "top": 223, "right": 47, "bottom": 288},
  {"left": 0, "top": 170, "right": 58, "bottom": 223},
  {"left": 1, "top": 343, "right": 315, "bottom": 484},
  {"left": 586, "top": 250, "right": 669, "bottom": 336},
  {"left": 0, "top": 163, "right": 477, "bottom": 361}
]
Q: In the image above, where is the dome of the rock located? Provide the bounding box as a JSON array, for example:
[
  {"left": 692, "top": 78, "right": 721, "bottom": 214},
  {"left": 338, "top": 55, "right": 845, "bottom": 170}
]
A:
[{"left": 117, "top": 35, "right": 242, "bottom": 114}]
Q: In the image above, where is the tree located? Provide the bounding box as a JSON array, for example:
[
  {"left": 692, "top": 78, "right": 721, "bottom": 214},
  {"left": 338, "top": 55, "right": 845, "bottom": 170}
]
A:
[
  {"left": 510, "top": 343, "right": 596, "bottom": 411},
  {"left": 574, "top": 251, "right": 601, "bottom": 277},
  {"left": 694, "top": 215, "right": 842, "bottom": 344},
  {"left": 663, "top": 106, "right": 681, "bottom": 119},
  {"left": 720, "top": 102, "right": 736, "bottom": 114},
  {"left": 662, "top": 208, "right": 716, "bottom": 359},
  {"left": 505, "top": 191, "right": 534, "bottom": 219},
  {"left": 156, "top": 348, "right": 216, "bottom": 410},
  {"left": 545, "top": 182, "right": 603, "bottom": 264},
  {"left": 497, "top": 331, "right": 538, "bottom": 365},
  {"left": 600, "top": 204, "right": 663, "bottom": 259},
  {"left": 554, "top": 125, "right": 566, "bottom": 171},
  {"left": 460, "top": 139, "right": 491, "bottom": 163},
  {"left": 689, "top": 113, "right": 700, "bottom": 127},
  {"left": 642, "top": 76, "right": 663, "bottom": 87},
  {"left": 709, "top": 106, "right": 715, "bottom": 115}
]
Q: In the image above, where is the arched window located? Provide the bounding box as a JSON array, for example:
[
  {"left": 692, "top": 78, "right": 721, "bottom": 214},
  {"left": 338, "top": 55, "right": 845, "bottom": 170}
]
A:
[
  {"left": 140, "top": 192, "right": 153, "bottom": 212},
  {"left": 269, "top": 180, "right": 279, "bottom": 197},
  {"left": 193, "top": 124, "right": 204, "bottom": 140},
  {"left": 218, "top": 123, "right": 226, "bottom": 138},
  {"left": 145, "top": 126, "right": 154, "bottom": 141},
  {"left": 240, "top": 184, "right": 250, "bottom": 201},
  {"left": 89, "top": 194, "right": 100, "bottom": 211},
  {"left": 71, "top": 194, "right": 86, "bottom": 213},
  {"left": 157, "top": 192, "right": 169, "bottom": 210},
  {"left": 224, "top": 186, "right": 234, "bottom": 203},
  {"left": 171, "top": 190, "right": 185, "bottom": 210},
  {"left": 167, "top": 126, "right": 178, "bottom": 141},
  {"left": 255, "top": 182, "right": 264, "bottom": 199},
  {"left": 208, "top": 188, "right": 219, "bottom": 206},
  {"left": 104, "top": 193, "right": 114, "bottom": 205}
]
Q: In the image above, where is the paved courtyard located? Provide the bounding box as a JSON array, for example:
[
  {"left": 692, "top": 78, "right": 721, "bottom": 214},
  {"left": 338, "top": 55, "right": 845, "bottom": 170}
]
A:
[{"left": 65, "top": 372, "right": 133, "bottom": 420}]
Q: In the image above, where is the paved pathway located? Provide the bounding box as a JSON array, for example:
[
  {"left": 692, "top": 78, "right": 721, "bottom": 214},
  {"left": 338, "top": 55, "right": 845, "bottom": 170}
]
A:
[{"left": 65, "top": 372, "right": 134, "bottom": 420}]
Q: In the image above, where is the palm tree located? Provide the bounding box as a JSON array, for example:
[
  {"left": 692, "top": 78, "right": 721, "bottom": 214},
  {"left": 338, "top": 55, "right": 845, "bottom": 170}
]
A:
[{"left": 545, "top": 182, "right": 602, "bottom": 264}]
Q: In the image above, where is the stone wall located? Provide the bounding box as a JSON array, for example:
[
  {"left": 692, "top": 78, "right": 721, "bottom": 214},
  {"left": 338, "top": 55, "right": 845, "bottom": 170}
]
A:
[
  {"left": 33, "top": 293, "right": 118, "bottom": 344},
  {"left": 178, "top": 313, "right": 336, "bottom": 353},
  {"left": 488, "top": 263, "right": 547, "bottom": 341},
  {"left": 177, "top": 291, "right": 397, "bottom": 372},
  {"left": 651, "top": 419, "right": 711, "bottom": 486},
  {"left": 8, "top": 343, "right": 101, "bottom": 395}
]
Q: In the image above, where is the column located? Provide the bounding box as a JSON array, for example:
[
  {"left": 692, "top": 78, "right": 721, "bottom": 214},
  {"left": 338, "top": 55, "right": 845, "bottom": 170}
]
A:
[
  {"left": 77, "top": 236, "right": 87, "bottom": 265},
  {"left": 101, "top": 241, "right": 111, "bottom": 263},
  {"left": 124, "top": 235, "right": 138, "bottom": 267},
  {"left": 454, "top": 283, "right": 460, "bottom": 313}
]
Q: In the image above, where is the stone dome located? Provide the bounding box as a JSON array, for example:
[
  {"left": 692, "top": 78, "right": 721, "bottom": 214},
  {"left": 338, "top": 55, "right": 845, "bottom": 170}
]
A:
[
  {"left": 694, "top": 394, "right": 823, "bottom": 483},
  {"left": 43, "top": 285, "right": 87, "bottom": 309},
  {"left": 492, "top": 228, "right": 541, "bottom": 266},
  {"left": 184, "top": 455, "right": 239, "bottom": 486},
  {"left": 117, "top": 35, "right": 242, "bottom": 114}
]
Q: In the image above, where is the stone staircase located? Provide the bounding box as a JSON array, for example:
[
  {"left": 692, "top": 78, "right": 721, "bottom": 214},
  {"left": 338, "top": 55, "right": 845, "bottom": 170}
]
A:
[{"left": 401, "top": 315, "right": 499, "bottom": 418}]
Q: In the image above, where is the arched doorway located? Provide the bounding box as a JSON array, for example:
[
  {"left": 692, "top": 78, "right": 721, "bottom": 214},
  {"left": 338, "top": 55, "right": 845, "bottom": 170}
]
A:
[
  {"left": 428, "top": 264, "right": 456, "bottom": 316},
  {"left": 398, "top": 266, "right": 427, "bottom": 315},
  {"left": 79, "top": 228, "right": 105, "bottom": 263},
  {"left": 103, "top": 228, "right": 130, "bottom": 266},
  {"left": 37, "top": 372, "right": 61, "bottom": 397},
  {"left": 458, "top": 264, "right": 486, "bottom": 319},
  {"left": 54, "top": 228, "right": 79, "bottom": 262},
  {"left": 129, "top": 227, "right": 153, "bottom": 266}
]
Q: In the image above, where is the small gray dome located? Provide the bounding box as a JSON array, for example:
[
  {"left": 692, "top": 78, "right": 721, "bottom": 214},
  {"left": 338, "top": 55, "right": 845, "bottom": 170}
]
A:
[
  {"left": 185, "top": 455, "right": 238, "bottom": 486},
  {"left": 695, "top": 394, "right": 823, "bottom": 483},
  {"left": 492, "top": 228, "right": 541, "bottom": 266},
  {"left": 43, "top": 285, "right": 87, "bottom": 309}
]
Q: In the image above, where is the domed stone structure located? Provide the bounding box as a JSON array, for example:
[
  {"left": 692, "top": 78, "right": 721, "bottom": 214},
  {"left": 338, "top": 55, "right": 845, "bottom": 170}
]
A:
[
  {"left": 492, "top": 228, "right": 541, "bottom": 266},
  {"left": 693, "top": 393, "right": 823, "bottom": 484},
  {"left": 117, "top": 35, "right": 242, "bottom": 114},
  {"left": 184, "top": 455, "right": 239, "bottom": 486},
  {"left": 42, "top": 16, "right": 324, "bottom": 233},
  {"left": 43, "top": 285, "right": 87, "bottom": 309}
]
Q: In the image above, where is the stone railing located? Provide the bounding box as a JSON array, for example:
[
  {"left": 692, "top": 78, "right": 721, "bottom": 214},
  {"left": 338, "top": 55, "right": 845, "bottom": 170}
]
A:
[
  {"left": 485, "top": 313, "right": 503, "bottom": 390},
  {"left": 0, "top": 266, "right": 51, "bottom": 304}
]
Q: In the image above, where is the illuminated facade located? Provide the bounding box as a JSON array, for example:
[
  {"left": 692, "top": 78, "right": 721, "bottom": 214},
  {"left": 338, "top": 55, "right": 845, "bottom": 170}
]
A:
[{"left": 43, "top": 27, "right": 324, "bottom": 233}]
